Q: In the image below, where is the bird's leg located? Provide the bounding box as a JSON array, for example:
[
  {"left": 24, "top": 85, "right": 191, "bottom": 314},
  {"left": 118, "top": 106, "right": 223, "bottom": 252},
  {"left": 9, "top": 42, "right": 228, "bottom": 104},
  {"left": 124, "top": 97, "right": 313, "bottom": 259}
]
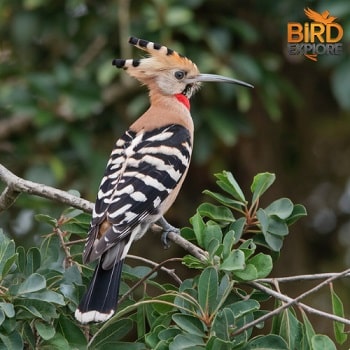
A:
[{"left": 157, "top": 216, "right": 180, "bottom": 249}]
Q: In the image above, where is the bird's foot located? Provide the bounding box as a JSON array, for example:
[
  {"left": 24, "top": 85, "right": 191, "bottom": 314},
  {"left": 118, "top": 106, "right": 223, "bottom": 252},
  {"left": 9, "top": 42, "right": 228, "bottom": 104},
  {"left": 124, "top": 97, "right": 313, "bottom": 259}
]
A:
[{"left": 157, "top": 216, "right": 180, "bottom": 249}]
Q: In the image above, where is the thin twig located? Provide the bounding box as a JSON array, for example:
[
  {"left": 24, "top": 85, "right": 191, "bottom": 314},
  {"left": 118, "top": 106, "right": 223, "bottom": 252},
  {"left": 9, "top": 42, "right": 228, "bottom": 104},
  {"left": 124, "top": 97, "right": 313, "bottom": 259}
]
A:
[
  {"left": 232, "top": 267, "right": 350, "bottom": 336},
  {"left": 55, "top": 227, "right": 73, "bottom": 268},
  {"left": 250, "top": 281, "right": 350, "bottom": 326},
  {"left": 256, "top": 271, "right": 350, "bottom": 284},
  {"left": 127, "top": 254, "right": 182, "bottom": 285},
  {"left": 118, "top": 257, "right": 183, "bottom": 305},
  {"left": 65, "top": 238, "right": 87, "bottom": 246}
]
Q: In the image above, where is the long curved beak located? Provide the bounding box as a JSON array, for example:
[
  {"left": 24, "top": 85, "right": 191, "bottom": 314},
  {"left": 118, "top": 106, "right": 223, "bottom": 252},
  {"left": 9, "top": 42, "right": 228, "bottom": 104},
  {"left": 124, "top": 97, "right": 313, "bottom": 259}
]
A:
[{"left": 186, "top": 73, "right": 254, "bottom": 88}]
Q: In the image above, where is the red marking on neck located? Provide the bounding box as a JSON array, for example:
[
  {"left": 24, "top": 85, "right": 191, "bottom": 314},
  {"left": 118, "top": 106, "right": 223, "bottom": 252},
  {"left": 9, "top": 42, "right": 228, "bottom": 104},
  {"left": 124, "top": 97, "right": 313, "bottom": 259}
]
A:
[{"left": 175, "top": 94, "right": 190, "bottom": 110}]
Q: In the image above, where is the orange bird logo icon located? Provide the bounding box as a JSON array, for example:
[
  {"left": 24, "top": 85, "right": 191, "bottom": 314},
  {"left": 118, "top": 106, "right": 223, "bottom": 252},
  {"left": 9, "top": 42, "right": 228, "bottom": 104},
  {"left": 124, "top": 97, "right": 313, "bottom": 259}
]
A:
[
  {"left": 287, "top": 8, "right": 343, "bottom": 62},
  {"left": 304, "top": 8, "right": 337, "bottom": 25}
]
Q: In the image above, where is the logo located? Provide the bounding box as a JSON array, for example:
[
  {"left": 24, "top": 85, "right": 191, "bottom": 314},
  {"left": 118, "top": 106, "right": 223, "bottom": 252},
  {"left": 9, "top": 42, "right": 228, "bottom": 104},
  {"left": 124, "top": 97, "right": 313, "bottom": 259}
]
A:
[{"left": 287, "top": 8, "right": 343, "bottom": 61}]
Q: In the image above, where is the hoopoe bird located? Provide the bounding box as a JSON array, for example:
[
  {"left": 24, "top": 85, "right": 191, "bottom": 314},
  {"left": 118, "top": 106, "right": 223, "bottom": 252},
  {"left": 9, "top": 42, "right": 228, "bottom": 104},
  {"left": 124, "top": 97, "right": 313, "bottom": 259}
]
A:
[{"left": 75, "top": 36, "right": 253, "bottom": 324}]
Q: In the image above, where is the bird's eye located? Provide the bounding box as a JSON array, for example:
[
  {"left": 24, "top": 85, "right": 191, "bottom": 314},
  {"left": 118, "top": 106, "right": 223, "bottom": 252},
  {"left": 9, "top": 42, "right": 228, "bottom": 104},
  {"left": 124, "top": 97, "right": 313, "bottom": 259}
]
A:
[{"left": 174, "top": 70, "right": 186, "bottom": 80}]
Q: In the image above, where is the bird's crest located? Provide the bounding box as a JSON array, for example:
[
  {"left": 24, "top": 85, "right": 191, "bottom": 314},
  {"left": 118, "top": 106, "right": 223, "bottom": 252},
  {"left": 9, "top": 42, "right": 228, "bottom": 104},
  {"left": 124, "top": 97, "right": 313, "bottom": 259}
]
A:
[{"left": 112, "top": 37, "right": 199, "bottom": 83}]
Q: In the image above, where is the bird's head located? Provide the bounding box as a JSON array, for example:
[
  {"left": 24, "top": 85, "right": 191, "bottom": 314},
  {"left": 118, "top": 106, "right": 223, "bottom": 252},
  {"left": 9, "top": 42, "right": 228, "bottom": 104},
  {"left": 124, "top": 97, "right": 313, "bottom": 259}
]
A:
[{"left": 113, "top": 37, "right": 253, "bottom": 99}]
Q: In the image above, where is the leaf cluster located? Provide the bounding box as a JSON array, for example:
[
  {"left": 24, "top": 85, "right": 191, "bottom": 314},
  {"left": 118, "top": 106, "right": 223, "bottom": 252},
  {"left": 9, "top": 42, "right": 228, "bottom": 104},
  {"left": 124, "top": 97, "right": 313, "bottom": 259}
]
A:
[{"left": 1, "top": 171, "right": 348, "bottom": 349}]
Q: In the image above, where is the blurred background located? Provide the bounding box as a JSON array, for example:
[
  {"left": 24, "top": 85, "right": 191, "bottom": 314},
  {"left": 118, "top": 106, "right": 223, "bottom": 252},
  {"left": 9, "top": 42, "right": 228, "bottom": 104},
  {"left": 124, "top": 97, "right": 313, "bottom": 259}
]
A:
[{"left": 1, "top": 0, "right": 350, "bottom": 341}]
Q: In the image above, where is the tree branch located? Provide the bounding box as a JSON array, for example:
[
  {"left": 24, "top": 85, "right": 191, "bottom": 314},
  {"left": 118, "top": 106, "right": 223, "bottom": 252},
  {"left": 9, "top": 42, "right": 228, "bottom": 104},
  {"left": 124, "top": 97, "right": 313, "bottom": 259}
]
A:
[
  {"left": 0, "top": 163, "right": 93, "bottom": 212},
  {"left": 0, "top": 163, "right": 207, "bottom": 261}
]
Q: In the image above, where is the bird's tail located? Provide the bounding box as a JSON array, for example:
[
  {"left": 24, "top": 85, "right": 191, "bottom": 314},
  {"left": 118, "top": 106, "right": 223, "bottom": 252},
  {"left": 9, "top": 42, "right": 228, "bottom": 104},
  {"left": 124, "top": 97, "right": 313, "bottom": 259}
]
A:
[{"left": 75, "top": 257, "right": 124, "bottom": 324}]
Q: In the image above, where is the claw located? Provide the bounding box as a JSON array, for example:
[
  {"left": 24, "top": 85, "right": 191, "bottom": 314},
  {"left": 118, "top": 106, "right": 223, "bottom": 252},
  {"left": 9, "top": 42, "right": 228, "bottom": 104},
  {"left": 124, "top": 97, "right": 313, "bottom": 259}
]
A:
[{"left": 157, "top": 216, "right": 180, "bottom": 248}]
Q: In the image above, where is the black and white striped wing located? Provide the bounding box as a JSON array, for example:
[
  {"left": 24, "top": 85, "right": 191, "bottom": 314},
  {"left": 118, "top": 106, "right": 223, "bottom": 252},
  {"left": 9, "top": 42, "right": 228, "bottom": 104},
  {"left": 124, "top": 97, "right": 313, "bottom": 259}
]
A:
[{"left": 84, "top": 124, "right": 192, "bottom": 262}]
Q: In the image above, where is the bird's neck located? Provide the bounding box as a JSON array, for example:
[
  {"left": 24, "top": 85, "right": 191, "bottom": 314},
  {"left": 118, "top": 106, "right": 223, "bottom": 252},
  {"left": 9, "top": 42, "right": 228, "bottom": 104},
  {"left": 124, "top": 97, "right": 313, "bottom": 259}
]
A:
[{"left": 130, "top": 93, "right": 194, "bottom": 138}]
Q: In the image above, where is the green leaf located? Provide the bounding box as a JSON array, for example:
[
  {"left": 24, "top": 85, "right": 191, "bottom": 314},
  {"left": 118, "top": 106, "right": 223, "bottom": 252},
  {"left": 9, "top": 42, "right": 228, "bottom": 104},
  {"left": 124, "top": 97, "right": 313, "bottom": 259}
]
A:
[
  {"left": 182, "top": 255, "right": 206, "bottom": 269},
  {"left": 228, "top": 217, "right": 246, "bottom": 243},
  {"left": 190, "top": 212, "right": 206, "bottom": 247},
  {"left": 256, "top": 208, "right": 268, "bottom": 235},
  {"left": 264, "top": 232, "right": 284, "bottom": 252},
  {"left": 89, "top": 318, "right": 134, "bottom": 348},
  {"left": 300, "top": 309, "right": 315, "bottom": 346},
  {"left": 15, "top": 303, "right": 43, "bottom": 319},
  {"left": 215, "top": 171, "right": 246, "bottom": 202},
  {"left": 207, "top": 336, "right": 233, "bottom": 350},
  {"left": 136, "top": 303, "right": 146, "bottom": 340},
  {"left": 279, "top": 308, "right": 302, "bottom": 350},
  {"left": 245, "top": 334, "right": 288, "bottom": 349},
  {"left": 220, "top": 250, "right": 245, "bottom": 272},
  {"left": 56, "top": 314, "right": 87, "bottom": 349},
  {"left": 311, "top": 335, "right": 336, "bottom": 350},
  {"left": 158, "top": 327, "right": 182, "bottom": 341},
  {"left": 17, "top": 273, "right": 46, "bottom": 294},
  {"left": 150, "top": 293, "right": 175, "bottom": 315},
  {"left": 25, "top": 247, "right": 41, "bottom": 275},
  {"left": 22, "top": 322, "right": 36, "bottom": 349},
  {"left": 98, "top": 342, "right": 145, "bottom": 350},
  {"left": 203, "top": 190, "right": 245, "bottom": 210},
  {"left": 251, "top": 172, "right": 276, "bottom": 204},
  {"left": 234, "top": 264, "right": 258, "bottom": 281},
  {"left": 267, "top": 217, "right": 289, "bottom": 236},
  {"left": 222, "top": 230, "right": 235, "bottom": 260},
  {"left": 265, "top": 198, "right": 294, "bottom": 219},
  {"left": 212, "top": 307, "right": 235, "bottom": 341},
  {"left": 1, "top": 254, "right": 17, "bottom": 280},
  {"left": 0, "top": 310, "right": 5, "bottom": 327},
  {"left": 181, "top": 227, "right": 196, "bottom": 241},
  {"left": 0, "top": 330, "right": 23, "bottom": 350},
  {"left": 60, "top": 222, "right": 88, "bottom": 236},
  {"left": 172, "top": 314, "right": 206, "bottom": 336},
  {"left": 34, "top": 214, "right": 57, "bottom": 226},
  {"left": 248, "top": 253, "right": 273, "bottom": 278},
  {"left": 330, "top": 285, "right": 348, "bottom": 345},
  {"left": 203, "top": 223, "right": 223, "bottom": 251},
  {"left": 217, "top": 274, "right": 232, "bottom": 304},
  {"left": 124, "top": 265, "right": 154, "bottom": 279},
  {"left": 0, "top": 230, "right": 16, "bottom": 279},
  {"left": 0, "top": 303, "right": 15, "bottom": 318},
  {"left": 197, "top": 202, "right": 235, "bottom": 223},
  {"left": 198, "top": 267, "right": 218, "bottom": 315},
  {"left": 41, "top": 332, "right": 70, "bottom": 350},
  {"left": 206, "top": 239, "right": 221, "bottom": 259},
  {"left": 239, "top": 239, "right": 256, "bottom": 260},
  {"left": 35, "top": 321, "right": 56, "bottom": 340},
  {"left": 286, "top": 204, "right": 307, "bottom": 225},
  {"left": 145, "top": 324, "right": 166, "bottom": 349},
  {"left": 25, "top": 290, "right": 65, "bottom": 305},
  {"left": 16, "top": 246, "right": 26, "bottom": 273},
  {"left": 229, "top": 299, "right": 260, "bottom": 319},
  {"left": 169, "top": 333, "right": 205, "bottom": 350},
  {"left": 40, "top": 235, "right": 64, "bottom": 269}
]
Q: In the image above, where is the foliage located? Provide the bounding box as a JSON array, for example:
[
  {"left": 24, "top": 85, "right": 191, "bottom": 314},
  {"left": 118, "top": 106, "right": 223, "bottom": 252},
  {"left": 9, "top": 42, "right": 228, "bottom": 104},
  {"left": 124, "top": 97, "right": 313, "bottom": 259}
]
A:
[{"left": 1, "top": 171, "right": 347, "bottom": 349}]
